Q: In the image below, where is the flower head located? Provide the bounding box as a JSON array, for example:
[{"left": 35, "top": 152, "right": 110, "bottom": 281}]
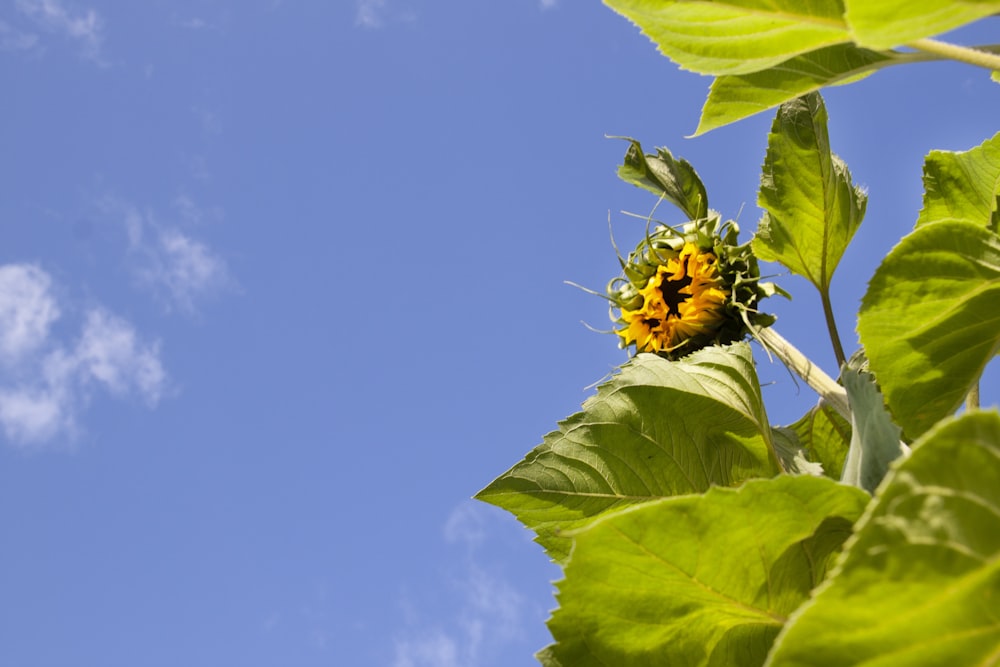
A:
[{"left": 607, "top": 216, "right": 779, "bottom": 359}]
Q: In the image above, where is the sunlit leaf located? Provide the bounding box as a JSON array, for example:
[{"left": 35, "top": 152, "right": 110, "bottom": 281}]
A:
[
  {"left": 475, "top": 343, "right": 779, "bottom": 562},
  {"left": 616, "top": 138, "right": 709, "bottom": 220},
  {"left": 695, "top": 45, "right": 891, "bottom": 135},
  {"left": 602, "top": 0, "right": 850, "bottom": 76},
  {"left": 766, "top": 411, "right": 1000, "bottom": 666},
  {"left": 840, "top": 367, "right": 905, "bottom": 493},
  {"left": 857, "top": 221, "right": 1000, "bottom": 439},
  {"left": 786, "top": 402, "right": 851, "bottom": 480},
  {"left": 547, "top": 476, "right": 869, "bottom": 667},
  {"left": 771, "top": 426, "right": 825, "bottom": 477},
  {"left": 754, "top": 93, "right": 867, "bottom": 293},
  {"left": 917, "top": 131, "right": 1000, "bottom": 232},
  {"left": 844, "top": 0, "right": 1000, "bottom": 50},
  {"left": 536, "top": 646, "right": 564, "bottom": 667}
]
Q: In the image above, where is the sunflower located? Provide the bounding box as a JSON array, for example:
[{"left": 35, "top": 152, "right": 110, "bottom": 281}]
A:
[
  {"left": 606, "top": 217, "right": 780, "bottom": 359},
  {"left": 617, "top": 243, "right": 729, "bottom": 354}
]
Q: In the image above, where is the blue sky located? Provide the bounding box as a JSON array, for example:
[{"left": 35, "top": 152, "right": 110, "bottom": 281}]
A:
[{"left": 0, "top": 2, "right": 997, "bottom": 665}]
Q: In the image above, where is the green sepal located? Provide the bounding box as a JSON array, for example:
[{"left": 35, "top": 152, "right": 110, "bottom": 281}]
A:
[{"left": 615, "top": 137, "right": 709, "bottom": 221}]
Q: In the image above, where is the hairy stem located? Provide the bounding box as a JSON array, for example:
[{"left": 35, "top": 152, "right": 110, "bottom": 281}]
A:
[
  {"left": 907, "top": 38, "right": 1000, "bottom": 72},
  {"left": 756, "top": 327, "right": 850, "bottom": 421}
]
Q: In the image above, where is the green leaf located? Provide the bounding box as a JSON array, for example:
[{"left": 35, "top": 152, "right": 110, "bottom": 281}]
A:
[
  {"left": 602, "top": 0, "right": 850, "bottom": 76},
  {"left": 771, "top": 426, "right": 825, "bottom": 477},
  {"left": 547, "top": 476, "right": 870, "bottom": 667},
  {"left": 754, "top": 93, "right": 867, "bottom": 293},
  {"left": 917, "top": 131, "right": 1000, "bottom": 232},
  {"left": 786, "top": 402, "right": 851, "bottom": 480},
  {"left": 695, "top": 45, "right": 891, "bottom": 135},
  {"left": 475, "top": 343, "right": 780, "bottom": 562},
  {"left": 844, "top": 0, "right": 1000, "bottom": 50},
  {"left": 840, "top": 367, "right": 906, "bottom": 493},
  {"left": 536, "top": 646, "right": 564, "bottom": 667},
  {"left": 765, "top": 411, "right": 1000, "bottom": 666},
  {"left": 616, "top": 138, "right": 709, "bottom": 220},
  {"left": 857, "top": 221, "right": 1000, "bottom": 439}
]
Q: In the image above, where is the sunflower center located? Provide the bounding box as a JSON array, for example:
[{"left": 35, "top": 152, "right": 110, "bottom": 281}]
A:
[
  {"left": 660, "top": 273, "right": 692, "bottom": 318},
  {"left": 614, "top": 242, "right": 731, "bottom": 357}
]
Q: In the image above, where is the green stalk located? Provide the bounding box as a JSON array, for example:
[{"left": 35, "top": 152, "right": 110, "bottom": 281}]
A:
[
  {"left": 756, "top": 327, "right": 850, "bottom": 421},
  {"left": 966, "top": 382, "right": 981, "bottom": 411},
  {"left": 821, "top": 289, "right": 847, "bottom": 369},
  {"left": 907, "top": 39, "right": 1000, "bottom": 72}
]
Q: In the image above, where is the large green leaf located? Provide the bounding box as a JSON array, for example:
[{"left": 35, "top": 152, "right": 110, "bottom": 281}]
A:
[
  {"left": 917, "top": 131, "right": 1000, "bottom": 232},
  {"left": 475, "top": 343, "right": 780, "bottom": 562},
  {"left": 754, "top": 93, "right": 867, "bottom": 293},
  {"left": 840, "top": 367, "right": 905, "bottom": 494},
  {"left": 766, "top": 411, "right": 1000, "bottom": 666},
  {"left": 857, "top": 221, "right": 1000, "bottom": 439},
  {"left": 844, "top": 0, "right": 1000, "bottom": 50},
  {"left": 616, "top": 138, "right": 709, "bottom": 220},
  {"left": 695, "top": 45, "right": 891, "bottom": 135},
  {"left": 786, "top": 402, "right": 851, "bottom": 480},
  {"left": 546, "top": 475, "right": 870, "bottom": 667},
  {"left": 602, "top": 0, "right": 850, "bottom": 76}
]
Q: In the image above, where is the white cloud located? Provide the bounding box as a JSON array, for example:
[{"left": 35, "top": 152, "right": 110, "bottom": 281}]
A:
[
  {"left": 393, "top": 502, "right": 533, "bottom": 667},
  {"left": 443, "top": 500, "right": 488, "bottom": 550},
  {"left": 394, "top": 632, "right": 460, "bottom": 667},
  {"left": 0, "top": 386, "right": 66, "bottom": 444},
  {"left": 355, "top": 0, "right": 417, "bottom": 28},
  {"left": 101, "top": 197, "right": 232, "bottom": 313},
  {"left": 148, "top": 228, "right": 229, "bottom": 311},
  {"left": 0, "top": 264, "right": 60, "bottom": 365},
  {"left": 75, "top": 309, "right": 165, "bottom": 403},
  {"left": 16, "top": 0, "right": 105, "bottom": 63},
  {"left": 0, "top": 263, "right": 167, "bottom": 447},
  {"left": 540, "top": 0, "right": 558, "bottom": 8},
  {"left": 356, "top": 0, "right": 387, "bottom": 28}
]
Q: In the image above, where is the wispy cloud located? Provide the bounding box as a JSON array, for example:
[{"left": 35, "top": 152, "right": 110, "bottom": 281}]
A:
[
  {"left": 101, "top": 197, "right": 232, "bottom": 313},
  {"left": 356, "top": 0, "right": 387, "bottom": 28},
  {"left": 145, "top": 228, "right": 229, "bottom": 312},
  {"left": 393, "top": 502, "right": 538, "bottom": 667},
  {"left": 0, "top": 264, "right": 166, "bottom": 447},
  {"left": 15, "top": 0, "right": 105, "bottom": 63},
  {"left": 355, "top": 0, "right": 416, "bottom": 28},
  {"left": 0, "top": 264, "right": 59, "bottom": 364},
  {"left": 74, "top": 309, "right": 165, "bottom": 402},
  {"left": 176, "top": 17, "right": 210, "bottom": 30},
  {"left": 539, "top": 0, "right": 558, "bottom": 8},
  {"left": 0, "top": 20, "right": 39, "bottom": 52}
]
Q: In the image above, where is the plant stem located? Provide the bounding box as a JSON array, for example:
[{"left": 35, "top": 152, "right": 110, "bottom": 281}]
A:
[
  {"left": 756, "top": 327, "right": 850, "bottom": 421},
  {"left": 967, "top": 382, "right": 981, "bottom": 411},
  {"left": 907, "top": 38, "right": 1000, "bottom": 72},
  {"left": 821, "top": 290, "right": 847, "bottom": 368}
]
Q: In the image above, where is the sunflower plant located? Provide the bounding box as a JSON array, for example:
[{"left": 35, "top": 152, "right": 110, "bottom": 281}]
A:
[{"left": 478, "top": 2, "right": 1000, "bottom": 665}]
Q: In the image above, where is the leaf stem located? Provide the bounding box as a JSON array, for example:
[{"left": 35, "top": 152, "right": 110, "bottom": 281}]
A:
[
  {"left": 756, "top": 327, "right": 850, "bottom": 421},
  {"left": 966, "top": 382, "right": 981, "bottom": 411},
  {"left": 821, "top": 290, "right": 847, "bottom": 368},
  {"left": 906, "top": 39, "right": 1000, "bottom": 72}
]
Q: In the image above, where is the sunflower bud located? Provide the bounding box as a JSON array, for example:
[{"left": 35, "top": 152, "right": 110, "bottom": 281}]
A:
[{"left": 607, "top": 215, "right": 778, "bottom": 359}]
